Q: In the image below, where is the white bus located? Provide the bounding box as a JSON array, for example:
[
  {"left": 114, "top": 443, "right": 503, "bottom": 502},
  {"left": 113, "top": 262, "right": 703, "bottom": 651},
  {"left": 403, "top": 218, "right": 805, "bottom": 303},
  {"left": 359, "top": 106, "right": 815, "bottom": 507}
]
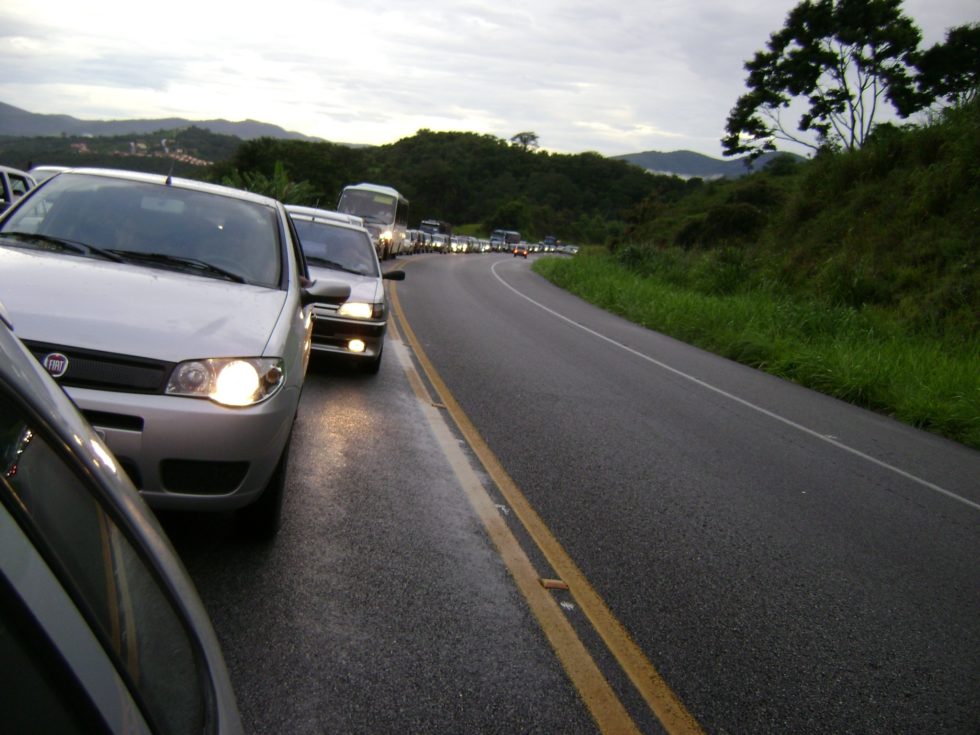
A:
[{"left": 337, "top": 183, "right": 409, "bottom": 260}]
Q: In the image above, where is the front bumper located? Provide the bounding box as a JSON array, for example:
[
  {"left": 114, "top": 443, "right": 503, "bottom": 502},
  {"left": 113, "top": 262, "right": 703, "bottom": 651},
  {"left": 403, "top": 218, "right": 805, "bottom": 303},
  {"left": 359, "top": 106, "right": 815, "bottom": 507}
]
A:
[
  {"left": 68, "top": 384, "right": 299, "bottom": 511},
  {"left": 310, "top": 312, "right": 387, "bottom": 359}
]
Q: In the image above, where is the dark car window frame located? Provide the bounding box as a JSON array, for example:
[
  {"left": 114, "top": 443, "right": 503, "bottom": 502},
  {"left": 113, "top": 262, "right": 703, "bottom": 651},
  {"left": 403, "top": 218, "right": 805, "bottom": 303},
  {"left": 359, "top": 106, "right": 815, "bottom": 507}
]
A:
[
  {"left": 284, "top": 208, "right": 312, "bottom": 284},
  {"left": 0, "top": 380, "right": 217, "bottom": 735},
  {"left": 0, "top": 546, "right": 119, "bottom": 734}
]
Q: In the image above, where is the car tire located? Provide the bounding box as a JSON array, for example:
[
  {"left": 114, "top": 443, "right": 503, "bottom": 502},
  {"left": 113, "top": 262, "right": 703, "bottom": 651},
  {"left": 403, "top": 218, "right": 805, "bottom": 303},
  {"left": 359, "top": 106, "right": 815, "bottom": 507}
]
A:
[{"left": 237, "top": 431, "right": 291, "bottom": 541}]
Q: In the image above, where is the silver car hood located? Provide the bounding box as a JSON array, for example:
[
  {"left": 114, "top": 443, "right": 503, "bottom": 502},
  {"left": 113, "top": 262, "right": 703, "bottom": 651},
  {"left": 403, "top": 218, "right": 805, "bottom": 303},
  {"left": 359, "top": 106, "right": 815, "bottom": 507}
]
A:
[
  {"left": 308, "top": 266, "right": 383, "bottom": 304},
  {"left": 0, "top": 247, "right": 287, "bottom": 361}
]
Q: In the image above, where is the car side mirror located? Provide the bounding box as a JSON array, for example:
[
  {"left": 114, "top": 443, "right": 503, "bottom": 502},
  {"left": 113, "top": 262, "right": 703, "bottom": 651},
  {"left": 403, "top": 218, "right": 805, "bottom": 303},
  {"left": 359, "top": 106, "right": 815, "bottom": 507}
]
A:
[
  {"left": 382, "top": 271, "right": 406, "bottom": 281},
  {"left": 301, "top": 279, "right": 351, "bottom": 306}
]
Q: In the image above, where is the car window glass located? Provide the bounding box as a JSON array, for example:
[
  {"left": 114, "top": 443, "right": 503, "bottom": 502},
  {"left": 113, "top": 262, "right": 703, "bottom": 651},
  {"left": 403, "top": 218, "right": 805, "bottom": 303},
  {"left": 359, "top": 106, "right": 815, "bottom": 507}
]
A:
[
  {"left": 293, "top": 219, "right": 379, "bottom": 276},
  {"left": 0, "top": 173, "right": 282, "bottom": 288},
  {"left": 0, "top": 393, "right": 209, "bottom": 735},
  {"left": 10, "top": 175, "right": 31, "bottom": 197}
]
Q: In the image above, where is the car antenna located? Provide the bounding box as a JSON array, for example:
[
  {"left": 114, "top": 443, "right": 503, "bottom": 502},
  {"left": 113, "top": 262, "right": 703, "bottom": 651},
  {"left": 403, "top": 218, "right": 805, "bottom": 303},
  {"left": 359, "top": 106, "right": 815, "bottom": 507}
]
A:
[{"left": 165, "top": 160, "right": 176, "bottom": 186}]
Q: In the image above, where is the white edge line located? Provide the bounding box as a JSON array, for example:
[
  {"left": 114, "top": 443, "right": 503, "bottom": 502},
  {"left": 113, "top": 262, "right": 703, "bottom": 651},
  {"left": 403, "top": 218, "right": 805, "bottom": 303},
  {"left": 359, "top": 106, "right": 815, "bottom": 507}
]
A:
[{"left": 491, "top": 261, "right": 980, "bottom": 512}]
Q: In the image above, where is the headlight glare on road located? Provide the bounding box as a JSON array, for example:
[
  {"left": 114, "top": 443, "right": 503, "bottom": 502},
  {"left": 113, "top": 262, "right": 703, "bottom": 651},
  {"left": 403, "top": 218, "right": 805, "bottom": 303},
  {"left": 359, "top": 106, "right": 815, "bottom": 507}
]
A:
[
  {"left": 166, "top": 357, "right": 285, "bottom": 406},
  {"left": 338, "top": 301, "right": 374, "bottom": 319}
]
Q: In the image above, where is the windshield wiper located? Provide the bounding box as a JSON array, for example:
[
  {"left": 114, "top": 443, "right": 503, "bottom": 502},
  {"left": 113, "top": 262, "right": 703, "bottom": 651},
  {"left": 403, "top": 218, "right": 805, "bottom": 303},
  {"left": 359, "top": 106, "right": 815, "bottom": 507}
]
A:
[
  {"left": 1, "top": 231, "right": 124, "bottom": 262},
  {"left": 108, "top": 250, "right": 246, "bottom": 283},
  {"left": 305, "top": 256, "right": 367, "bottom": 275}
]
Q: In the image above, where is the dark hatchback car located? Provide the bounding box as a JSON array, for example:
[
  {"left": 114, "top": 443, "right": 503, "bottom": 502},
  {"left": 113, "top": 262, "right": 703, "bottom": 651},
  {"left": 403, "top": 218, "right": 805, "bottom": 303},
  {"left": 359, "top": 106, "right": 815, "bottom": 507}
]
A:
[
  {"left": 0, "top": 303, "right": 242, "bottom": 733},
  {"left": 286, "top": 205, "right": 405, "bottom": 373}
]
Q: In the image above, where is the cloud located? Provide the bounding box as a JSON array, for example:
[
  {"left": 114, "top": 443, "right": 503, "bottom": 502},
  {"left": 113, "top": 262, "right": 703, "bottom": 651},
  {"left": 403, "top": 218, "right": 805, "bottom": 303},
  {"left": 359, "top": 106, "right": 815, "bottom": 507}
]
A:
[{"left": 0, "top": 0, "right": 977, "bottom": 157}]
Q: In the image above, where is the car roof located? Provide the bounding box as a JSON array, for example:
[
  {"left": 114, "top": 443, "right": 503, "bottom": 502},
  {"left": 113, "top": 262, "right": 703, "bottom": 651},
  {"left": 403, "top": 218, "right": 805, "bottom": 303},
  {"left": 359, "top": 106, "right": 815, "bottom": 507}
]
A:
[
  {"left": 286, "top": 206, "right": 370, "bottom": 234},
  {"left": 62, "top": 168, "right": 281, "bottom": 207},
  {"left": 343, "top": 182, "right": 405, "bottom": 200}
]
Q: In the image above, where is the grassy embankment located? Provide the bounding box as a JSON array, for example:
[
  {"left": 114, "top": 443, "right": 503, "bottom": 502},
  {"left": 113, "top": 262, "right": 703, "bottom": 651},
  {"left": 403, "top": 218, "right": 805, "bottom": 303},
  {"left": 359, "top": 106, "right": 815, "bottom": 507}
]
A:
[{"left": 533, "top": 102, "right": 979, "bottom": 450}]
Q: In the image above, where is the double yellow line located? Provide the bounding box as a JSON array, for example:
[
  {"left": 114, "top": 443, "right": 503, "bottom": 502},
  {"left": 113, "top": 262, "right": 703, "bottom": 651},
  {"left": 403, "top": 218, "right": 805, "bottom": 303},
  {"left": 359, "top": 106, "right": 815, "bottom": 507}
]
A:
[{"left": 389, "top": 276, "right": 703, "bottom": 735}]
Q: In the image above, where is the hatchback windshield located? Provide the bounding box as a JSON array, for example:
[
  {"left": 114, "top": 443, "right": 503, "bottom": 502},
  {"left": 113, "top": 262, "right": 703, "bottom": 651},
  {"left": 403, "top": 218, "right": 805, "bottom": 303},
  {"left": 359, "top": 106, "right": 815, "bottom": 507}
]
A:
[
  {"left": 0, "top": 173, "right": 282, "bottom": 288},
  {"left": 292, "top": 220, "right": 379, "bottom": 277}
]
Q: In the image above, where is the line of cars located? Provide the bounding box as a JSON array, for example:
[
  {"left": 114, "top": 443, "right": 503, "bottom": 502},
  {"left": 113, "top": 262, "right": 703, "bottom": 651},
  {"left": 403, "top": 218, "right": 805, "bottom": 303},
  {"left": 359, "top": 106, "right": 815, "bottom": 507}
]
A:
[
  {"left": 0, "top": 165, "right": 420, "bottom": 731},
  {"left": 0, "top": 164, "right": 419, "bottom": 730},
  {"left": 0, "top": 167, "right": 411, "bottom": 534}
]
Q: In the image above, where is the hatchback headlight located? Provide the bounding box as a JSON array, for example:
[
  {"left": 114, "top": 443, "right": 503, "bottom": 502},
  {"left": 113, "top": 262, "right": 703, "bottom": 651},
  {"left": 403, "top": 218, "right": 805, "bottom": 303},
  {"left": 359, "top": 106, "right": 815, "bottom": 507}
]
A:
[
  {"left": 166, "top": 358, "right": 285, "bottom": 407},
  {"left": 337, "top": 301, "right": 377, "bottom": 319}
]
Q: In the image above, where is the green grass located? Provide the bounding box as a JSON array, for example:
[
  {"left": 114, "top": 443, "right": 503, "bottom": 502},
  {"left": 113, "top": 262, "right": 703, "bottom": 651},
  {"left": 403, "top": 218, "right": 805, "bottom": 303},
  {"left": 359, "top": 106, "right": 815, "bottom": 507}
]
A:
[{"left": 534, "top": 250, "right": 980, "bottom": 449}]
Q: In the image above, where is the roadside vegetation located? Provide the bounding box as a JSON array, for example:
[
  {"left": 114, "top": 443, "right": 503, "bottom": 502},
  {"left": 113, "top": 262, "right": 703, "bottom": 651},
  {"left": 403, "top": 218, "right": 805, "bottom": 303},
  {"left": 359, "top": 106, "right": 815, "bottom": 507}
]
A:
[{"left": 534, "top": 100, "right": 979, "bottom": 449}]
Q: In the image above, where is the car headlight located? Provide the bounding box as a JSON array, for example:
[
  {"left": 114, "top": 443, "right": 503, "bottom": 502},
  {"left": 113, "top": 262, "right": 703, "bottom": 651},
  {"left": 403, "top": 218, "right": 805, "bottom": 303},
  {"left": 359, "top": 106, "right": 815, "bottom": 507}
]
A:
[
  {"left": 380, "top": 230, "right": 393, "bottom": 243},
  {"left": 337, "top": 301, "right": 378, "bottom": 319},
  {"left": 166, "top": 358, "right": 285, "bottom": 407}
]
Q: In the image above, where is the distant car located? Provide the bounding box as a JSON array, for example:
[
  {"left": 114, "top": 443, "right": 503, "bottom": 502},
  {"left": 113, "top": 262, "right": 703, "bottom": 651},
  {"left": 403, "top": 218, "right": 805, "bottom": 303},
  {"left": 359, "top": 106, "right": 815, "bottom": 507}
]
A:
[
  {"left": 513, "top": 243, "right": 529, "bottom": 258},
  {"left": 0, "top": 165, "right": 35, "bottom": 213},
  {"left": 0, "top": 301, "right": 243, "bottom": 733},
  {"left": 0, "top": 168, "right": 350, "bottom": 539},
  {"left": 286, "top": 204, "right": 405, "bottom": 374},
  {"left": 27, "top": 164, "right": 71, "bottom": 184}
]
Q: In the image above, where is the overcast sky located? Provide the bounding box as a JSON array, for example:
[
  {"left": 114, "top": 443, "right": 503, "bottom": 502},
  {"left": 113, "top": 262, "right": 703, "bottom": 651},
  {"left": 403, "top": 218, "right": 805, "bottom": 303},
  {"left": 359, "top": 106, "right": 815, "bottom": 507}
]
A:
[{"left": 1, "top": 0, "right": 976, "bottom": 158}]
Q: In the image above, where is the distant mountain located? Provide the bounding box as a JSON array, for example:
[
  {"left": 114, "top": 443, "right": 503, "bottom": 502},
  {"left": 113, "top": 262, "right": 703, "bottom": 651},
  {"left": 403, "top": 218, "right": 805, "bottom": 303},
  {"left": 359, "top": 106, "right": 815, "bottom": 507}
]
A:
[
  {"left": 613, "top": 149, "right": 804, "bottom": 179},
  {"left": 0, "top": 101, "right": 322, "bottom": 142}
]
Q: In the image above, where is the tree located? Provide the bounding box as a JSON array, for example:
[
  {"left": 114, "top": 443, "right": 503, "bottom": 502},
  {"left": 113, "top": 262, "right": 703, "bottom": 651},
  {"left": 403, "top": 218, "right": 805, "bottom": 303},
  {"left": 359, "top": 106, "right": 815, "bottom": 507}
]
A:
[
  {"left": 723, "top": 0, "right": 923, "bottom": 160},
  {"left": 915, "top": 23, "right": 980, "bottom": 107},
  {"left": 222, "top": 160, "right": 318, "bottom": 204},
  {"left": 509, "top": 131, "right": 540, "bottom": 151}
]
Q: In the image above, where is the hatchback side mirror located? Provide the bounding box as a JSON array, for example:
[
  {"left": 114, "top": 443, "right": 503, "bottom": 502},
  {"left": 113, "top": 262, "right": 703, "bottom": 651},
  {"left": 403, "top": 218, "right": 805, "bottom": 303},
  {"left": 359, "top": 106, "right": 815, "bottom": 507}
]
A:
[
  {"left": 382, "top": 270, "right": 406, "bottom": 281},
  {"left": 301, "top": 280, "right": 351, "bottom": 306}
]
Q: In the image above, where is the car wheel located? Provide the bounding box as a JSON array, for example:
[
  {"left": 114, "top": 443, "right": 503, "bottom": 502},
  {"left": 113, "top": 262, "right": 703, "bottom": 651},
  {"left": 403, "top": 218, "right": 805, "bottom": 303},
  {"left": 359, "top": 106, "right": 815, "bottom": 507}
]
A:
[{"left": 237, "top": 431, "right": 291, "bottom": 541}]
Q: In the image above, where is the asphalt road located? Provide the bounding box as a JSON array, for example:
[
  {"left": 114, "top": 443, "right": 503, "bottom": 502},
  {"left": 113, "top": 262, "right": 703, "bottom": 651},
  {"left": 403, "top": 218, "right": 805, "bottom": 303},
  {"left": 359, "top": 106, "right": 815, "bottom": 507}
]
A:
[
  {"left": 391, "top": 253, "right": 980, "bottom": 733},
  {"left": 161, "top": 334, "right": 597, "bottom": 733},
  {"left": 165, "top": 252, "right": 979, "bottom": 734}
]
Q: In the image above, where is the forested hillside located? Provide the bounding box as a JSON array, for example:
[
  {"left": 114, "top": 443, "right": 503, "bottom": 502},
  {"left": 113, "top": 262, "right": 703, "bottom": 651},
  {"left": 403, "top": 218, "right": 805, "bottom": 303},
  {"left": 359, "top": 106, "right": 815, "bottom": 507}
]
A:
[
  {"left": 0, "top": 126, "right": 242, "bottom": 178},
  {"left": 2, "top": 125, "right": 679, "bottom": 243},
  {"left": 213, "top": 129, "right": 671, "bottom": 242},
  {"left": 617, "top": 100, "right": 979, "bottom": 337}
]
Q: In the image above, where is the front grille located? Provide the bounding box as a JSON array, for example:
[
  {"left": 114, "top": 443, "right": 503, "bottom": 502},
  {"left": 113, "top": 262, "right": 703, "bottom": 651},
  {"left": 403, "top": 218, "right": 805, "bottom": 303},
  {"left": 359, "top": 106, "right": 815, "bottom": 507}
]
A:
[
  {"left": 312, "top": 319, "right": 384, "bottom": 339},
  {"left": 24, "top": 341, "right": 173, "bottom": 394},
  {"left": 160, "top": 459, "right": 249, "bottom": 495}
]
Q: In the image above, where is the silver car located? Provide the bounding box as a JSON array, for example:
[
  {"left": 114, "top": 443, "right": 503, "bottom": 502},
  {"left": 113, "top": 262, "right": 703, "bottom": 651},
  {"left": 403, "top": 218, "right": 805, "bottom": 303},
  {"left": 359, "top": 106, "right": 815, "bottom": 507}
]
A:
[
  {"left": 0, "top": 169, "right": 349, "bottom": 538},
  {"left": 0, "top": 301, "right": 242, "bottom": 732},
  {"left": 286, "top": 205, "right": 405, "bottom": 374}
]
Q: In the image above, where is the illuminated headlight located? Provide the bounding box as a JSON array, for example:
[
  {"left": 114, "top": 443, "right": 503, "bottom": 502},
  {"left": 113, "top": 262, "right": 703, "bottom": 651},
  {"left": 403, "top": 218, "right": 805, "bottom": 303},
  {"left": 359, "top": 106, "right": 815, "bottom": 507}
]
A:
[
  {"left": 348, "top": 339, "right": 366, "bottom": 353},
  {"left": 380, "top": 230, "right": 393, "bottom": 242},
  {"left": 338, "top": 301, "right": 374, "bottom": 319},
  {"left": 338, "top": 301, "right": 383, "bottom": 319},
  {"left": 166, "top": 358, "right": 285, "bottom": 407}
]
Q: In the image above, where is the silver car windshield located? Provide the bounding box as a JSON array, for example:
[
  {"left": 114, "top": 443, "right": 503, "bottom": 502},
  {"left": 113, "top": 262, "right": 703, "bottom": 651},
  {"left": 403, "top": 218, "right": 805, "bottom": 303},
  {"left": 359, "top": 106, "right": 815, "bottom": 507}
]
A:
[
  {"left": 293, "top": 219, "right": 379, "bottom": 277},
  {"left": 0, "top": 173, "right": 282, "bottom": 288}
]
